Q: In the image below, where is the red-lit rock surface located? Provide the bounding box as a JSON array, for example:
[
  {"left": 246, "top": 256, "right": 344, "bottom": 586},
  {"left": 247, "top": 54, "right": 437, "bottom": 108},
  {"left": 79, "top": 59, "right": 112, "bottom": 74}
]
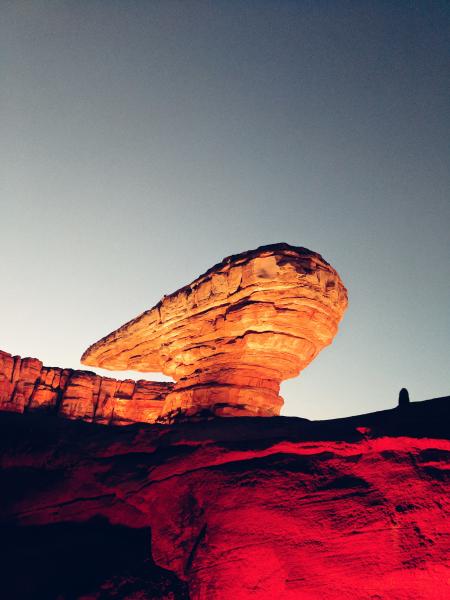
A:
[
  {"left": 82, "top": 244, "right": 348, "bottom": 418},
  {"left": 1, "top": 398, "right": 449, "bottom": 599},
  {"left": 0, "top": 350, "right": 172, "bottom": 425}
]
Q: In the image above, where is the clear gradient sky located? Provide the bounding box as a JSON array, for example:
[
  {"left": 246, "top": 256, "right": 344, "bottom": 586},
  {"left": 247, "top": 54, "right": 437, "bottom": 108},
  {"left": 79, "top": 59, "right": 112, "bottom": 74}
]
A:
[{"left": 1, "top": 1, "right": 449, "bottom": 419}]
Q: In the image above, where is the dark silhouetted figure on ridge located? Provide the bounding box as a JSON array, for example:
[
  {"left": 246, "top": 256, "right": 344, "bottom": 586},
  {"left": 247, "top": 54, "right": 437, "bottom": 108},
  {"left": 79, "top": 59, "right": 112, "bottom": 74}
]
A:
[{"left": 398, "top": 388, "right": 410, "bottom": 408}]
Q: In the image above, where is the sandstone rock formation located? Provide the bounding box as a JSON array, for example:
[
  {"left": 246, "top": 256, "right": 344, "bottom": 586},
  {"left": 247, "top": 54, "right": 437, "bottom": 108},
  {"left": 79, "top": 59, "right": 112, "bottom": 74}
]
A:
[
  {"left": 82, "top": 243, "right": 348, "bottom": 418},
  {"left": 1, "top": 397, "right": 449, "bottom": 599},
  {"left": 0, "top": 349, "right": 172, "bottom": 425}
]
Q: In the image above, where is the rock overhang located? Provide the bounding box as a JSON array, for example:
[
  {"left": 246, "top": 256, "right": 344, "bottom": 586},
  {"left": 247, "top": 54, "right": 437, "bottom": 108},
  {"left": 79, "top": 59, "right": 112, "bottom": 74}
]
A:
[{"left": 81, "top": 243, "right": 348, "bottom": 418}]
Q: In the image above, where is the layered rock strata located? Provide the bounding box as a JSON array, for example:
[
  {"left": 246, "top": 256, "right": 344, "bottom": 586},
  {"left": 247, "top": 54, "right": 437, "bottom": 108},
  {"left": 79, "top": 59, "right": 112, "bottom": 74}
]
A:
[
  {"left": 0, "top": 350, "right": 172, "bottom": 425},
  {"left": 82, "top": 243, "right": 348, "bottom": 418}
]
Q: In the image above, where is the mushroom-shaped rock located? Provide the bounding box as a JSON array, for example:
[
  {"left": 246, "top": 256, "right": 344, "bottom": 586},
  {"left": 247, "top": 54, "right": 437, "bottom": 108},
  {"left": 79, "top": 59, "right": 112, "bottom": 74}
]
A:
[{"left": 81, "top": 244, "right": 348, "bottom": 418}]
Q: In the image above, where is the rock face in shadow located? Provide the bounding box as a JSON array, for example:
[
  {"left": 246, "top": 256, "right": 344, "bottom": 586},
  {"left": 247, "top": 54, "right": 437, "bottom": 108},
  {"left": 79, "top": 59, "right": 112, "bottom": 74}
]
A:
[
  {"left": 1, "top": 397, "right": 449, "bottom": 599},
  {"left": 0, "top": 350, "right": 172, "bottom": 425},
  {"left": 1, "top": 518, "right": 188, "bottom": 600},
  {"left": 82, "top": 244, "right": 348, "bottom": 418}
]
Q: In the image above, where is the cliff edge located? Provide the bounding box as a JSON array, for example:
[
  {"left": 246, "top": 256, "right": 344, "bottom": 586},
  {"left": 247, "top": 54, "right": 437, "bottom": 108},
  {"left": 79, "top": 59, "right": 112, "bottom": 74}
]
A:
[{"left": 1, "top": 396, "right": 449, "bottom": 599}]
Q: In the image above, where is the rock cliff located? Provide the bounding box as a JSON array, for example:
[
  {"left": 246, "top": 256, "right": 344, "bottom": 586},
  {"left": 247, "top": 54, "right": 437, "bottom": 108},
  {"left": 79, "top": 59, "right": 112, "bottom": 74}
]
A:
[
  {"left": 0, "top": 397, "right": 448, "bottom": 599},
  {"left": 82, "top": 244, "right": 348, "bottom": 418},
  {"left": 0, "top": 350, "right": 172, "bottom": 425}
]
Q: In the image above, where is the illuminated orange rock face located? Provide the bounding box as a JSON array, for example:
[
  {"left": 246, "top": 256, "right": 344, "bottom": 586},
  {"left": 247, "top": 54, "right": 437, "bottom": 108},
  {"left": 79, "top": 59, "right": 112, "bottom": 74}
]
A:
[
  {"left": 0, "top": 350, "right": 172, "bottom": 425},
  {"left": 82, "top": 244, "right": 348, "bottom": 418}
]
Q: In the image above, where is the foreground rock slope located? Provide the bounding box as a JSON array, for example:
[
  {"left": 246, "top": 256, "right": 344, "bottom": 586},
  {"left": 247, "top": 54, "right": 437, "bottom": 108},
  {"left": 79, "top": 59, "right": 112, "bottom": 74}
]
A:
[
  {"left": 1, "top": 397, "right": 449, "bottom": 599},
  {"left": 82, "top": 243, "right": 348, "bottom": 418}
]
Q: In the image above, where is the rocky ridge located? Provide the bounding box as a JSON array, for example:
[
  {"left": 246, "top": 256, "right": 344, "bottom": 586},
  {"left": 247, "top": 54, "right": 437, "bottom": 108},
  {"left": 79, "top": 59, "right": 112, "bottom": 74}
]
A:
[{"left": 0, "top": 350, "right": 172, "bottom": 425}]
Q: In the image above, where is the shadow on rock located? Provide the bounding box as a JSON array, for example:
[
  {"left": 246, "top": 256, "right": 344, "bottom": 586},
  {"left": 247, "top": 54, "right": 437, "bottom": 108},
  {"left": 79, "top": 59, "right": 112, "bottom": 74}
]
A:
[{"left": 0, "top": 516, "right": 188, "bottom": 600}]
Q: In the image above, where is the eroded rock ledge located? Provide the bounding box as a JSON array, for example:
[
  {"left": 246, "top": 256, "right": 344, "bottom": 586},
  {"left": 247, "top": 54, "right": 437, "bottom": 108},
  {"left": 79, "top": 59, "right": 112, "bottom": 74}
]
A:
[
  {"left": 0, "top": 350, "right": 172, "bottom": 425},
  {"left": 82, "top": 243, "right": 348, "bottom": 418}
]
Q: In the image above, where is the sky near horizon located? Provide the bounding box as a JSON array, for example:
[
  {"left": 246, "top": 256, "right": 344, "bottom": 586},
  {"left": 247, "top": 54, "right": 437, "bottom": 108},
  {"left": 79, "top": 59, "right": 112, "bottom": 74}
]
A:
[{"left": 1, "top": 1, "right": 449, "bottom": 420}]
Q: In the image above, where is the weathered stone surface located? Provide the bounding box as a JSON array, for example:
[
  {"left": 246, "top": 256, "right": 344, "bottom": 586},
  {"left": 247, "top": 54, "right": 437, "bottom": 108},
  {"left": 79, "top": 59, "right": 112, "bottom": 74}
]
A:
[
  {"left": 1, "top": 398, "right": 449, "bottom": 599},
  {"left": 0, "top": 349, "right": 172, "bottom": 425},
  {"left": 81, "top": 243, "right": 348, "bottom": 418}
]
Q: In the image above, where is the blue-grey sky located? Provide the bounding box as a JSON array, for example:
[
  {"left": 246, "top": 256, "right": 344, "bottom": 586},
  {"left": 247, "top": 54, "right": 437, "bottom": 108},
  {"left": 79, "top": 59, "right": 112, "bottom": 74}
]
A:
[{"left": 1, "top": 1, "right": 449, "bottom": 419}]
